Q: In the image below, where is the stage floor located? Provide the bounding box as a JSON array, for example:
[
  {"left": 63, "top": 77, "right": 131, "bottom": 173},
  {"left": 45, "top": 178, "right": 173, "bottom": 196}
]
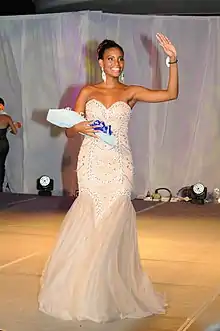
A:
[{"left": 0, "top": 192, "right": 219, "bottom": 331}]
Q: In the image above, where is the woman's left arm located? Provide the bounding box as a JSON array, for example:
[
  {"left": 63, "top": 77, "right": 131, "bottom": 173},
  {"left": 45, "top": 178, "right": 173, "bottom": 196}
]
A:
[{"left": 129, "top": 33, "right": 178, "bottom": 103}]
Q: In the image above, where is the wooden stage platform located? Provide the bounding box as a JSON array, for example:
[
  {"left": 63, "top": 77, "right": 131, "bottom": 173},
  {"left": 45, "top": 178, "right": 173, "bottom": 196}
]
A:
[{"left": 0, "top": 192, "right": 219, "bottom": 331}]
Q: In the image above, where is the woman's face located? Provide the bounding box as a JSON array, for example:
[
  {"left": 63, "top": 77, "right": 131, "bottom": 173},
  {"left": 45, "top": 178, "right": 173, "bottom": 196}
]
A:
[
  {"left": 99, "top": 47, "right": 124, "bottom": 79},
  {"left": 0, "top": 104, "right": 4, "bottom": 111}
]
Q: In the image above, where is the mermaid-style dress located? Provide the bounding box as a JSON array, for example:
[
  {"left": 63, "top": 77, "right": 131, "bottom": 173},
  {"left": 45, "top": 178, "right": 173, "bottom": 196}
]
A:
[{"left": 38, "top": 99, "right": 165, "bottom": 323}]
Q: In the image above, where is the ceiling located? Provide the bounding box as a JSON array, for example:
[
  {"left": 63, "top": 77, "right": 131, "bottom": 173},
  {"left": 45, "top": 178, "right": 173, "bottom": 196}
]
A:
[
  {"left": 0, "top": 0, "right": 35, "bottom": 15},
  {"left": 0, "top": 0, "right": 220, "bottom": 16},
  {"left": 34, "top": 0, "right": 220, "bottom": 15}
]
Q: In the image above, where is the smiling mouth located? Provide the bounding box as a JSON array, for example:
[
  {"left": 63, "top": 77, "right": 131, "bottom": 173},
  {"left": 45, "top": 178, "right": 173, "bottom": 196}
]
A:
[{"left": 111, "top": 68, "right": 121, "bottom": 74}]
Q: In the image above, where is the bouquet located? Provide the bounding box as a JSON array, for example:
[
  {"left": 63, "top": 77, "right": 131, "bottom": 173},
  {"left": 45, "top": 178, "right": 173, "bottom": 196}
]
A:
[{"left": 47, "top": 108, "right": 116, "bottom": 146}]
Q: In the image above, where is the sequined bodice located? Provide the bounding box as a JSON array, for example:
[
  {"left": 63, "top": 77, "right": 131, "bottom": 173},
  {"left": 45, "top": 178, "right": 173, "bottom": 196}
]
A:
[
  {"left": 77, "top": 99, "right": 134, "bottom": 221},
  {"left": 85, "top": 99, "right": 131, "bottom": 148}
]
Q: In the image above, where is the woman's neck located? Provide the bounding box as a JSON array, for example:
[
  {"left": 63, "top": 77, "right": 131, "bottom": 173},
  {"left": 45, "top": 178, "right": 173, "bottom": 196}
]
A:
[{"left": 104, "top": 76, "right": 121, "bottom": 88}]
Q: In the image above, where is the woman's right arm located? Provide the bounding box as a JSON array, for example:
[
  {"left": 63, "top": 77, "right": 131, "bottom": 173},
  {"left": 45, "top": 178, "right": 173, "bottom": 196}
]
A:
[
  {"left": 8, "top": 117, "right": 17, "bottom": 135},
  {"left": 65, "top": 86, "right": 97, "bottom": 138}
]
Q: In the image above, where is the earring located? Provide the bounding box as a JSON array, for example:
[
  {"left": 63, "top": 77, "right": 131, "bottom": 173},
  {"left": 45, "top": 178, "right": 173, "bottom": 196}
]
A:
[
  {"left": 101, "top": 67, "right": 106, "bottom": 82},
  {"left": 119, "top": 71, "right": 124, "bottom": 83}
]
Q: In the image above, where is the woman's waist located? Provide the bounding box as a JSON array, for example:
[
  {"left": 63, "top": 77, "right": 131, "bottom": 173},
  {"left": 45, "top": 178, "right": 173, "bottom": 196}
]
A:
[
  {"left": 80, "top": 137, "right": 132, "bottom": 159},
  {"left": 83, "top": 135, "right": 130, "bottom": 148},
  {"left": 83, "top": 128, "right": 129, "bottom": 142}
]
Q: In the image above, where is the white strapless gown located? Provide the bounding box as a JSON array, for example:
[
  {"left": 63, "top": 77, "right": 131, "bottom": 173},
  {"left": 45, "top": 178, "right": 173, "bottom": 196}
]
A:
[{"left": 38, "top": 99, "right": 166, "bottom": 323}]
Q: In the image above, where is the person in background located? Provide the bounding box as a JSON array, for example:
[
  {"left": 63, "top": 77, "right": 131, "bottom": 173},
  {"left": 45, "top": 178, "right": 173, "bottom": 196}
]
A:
[{"left": 0, "top": 97, "right": 22, "bottom": 192}]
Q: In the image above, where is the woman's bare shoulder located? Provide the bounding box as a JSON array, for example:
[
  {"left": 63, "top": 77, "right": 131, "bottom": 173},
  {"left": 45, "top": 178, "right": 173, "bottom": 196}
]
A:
[{"left": 81, "top": 84, "right": 99, "bottom": 92}]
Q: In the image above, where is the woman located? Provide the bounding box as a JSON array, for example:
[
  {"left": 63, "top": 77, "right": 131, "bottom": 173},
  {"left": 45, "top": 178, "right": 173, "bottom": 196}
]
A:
[
  {"left": 39, "top": 33, "right": 178, "bottom": 323},
  {"left": 0, "top": 98, "right": 20, "bottom": 192}
]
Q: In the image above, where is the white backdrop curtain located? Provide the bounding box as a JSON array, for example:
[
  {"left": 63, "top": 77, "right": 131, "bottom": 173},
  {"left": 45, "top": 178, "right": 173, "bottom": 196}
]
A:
[{"left": 0, "top": 12, "right": 220, "bottom": 196}]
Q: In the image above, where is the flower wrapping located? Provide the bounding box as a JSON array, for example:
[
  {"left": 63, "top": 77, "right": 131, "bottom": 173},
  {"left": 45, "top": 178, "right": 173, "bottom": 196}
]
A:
[{"left": 47, "top": 108, "right": 116, "bottom": 146}]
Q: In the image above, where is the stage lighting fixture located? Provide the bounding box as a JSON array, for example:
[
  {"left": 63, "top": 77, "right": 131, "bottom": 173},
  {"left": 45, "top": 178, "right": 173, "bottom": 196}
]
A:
[
  {"left": 177, "top": 182, "right": 207, "bottom": 204},
  {"left": 37, "top": 175, "right": 54, "bottom": 196},
  {"left": 190, "top": 182, "right": 207, "bottom": 205}
]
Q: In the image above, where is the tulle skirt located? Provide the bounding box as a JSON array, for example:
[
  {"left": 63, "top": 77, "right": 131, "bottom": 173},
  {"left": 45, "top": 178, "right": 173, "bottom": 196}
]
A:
[{"left": 38, "top": 191, "right": 166, "bottom": 323}]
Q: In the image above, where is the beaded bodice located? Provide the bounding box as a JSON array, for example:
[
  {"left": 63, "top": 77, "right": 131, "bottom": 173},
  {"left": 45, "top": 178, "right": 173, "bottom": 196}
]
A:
[
  {"left": 85, "top": 99, "right": 131, "bottom": 148},
  {"left": 77, "top": 99, "right": 134, "bottom": 221}
]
